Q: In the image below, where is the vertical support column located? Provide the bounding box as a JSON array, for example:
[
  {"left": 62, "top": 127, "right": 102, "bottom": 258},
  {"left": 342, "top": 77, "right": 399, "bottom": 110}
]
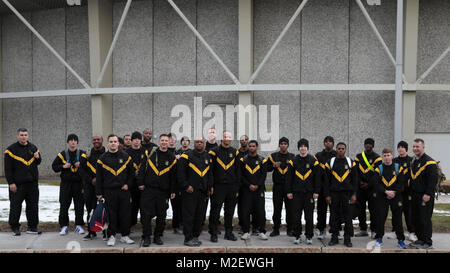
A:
[
  {"left": 89, "top": 0, "right": 113, "bottom": 137},
  {"left": 403, "top": 0, "right": 419, "bottom": 147},
  {"left": 394, "top": 0, "right": 404, "bottom": 152},
  {"left": 238, "top": 0, "right": 254, "bottom": 139}
]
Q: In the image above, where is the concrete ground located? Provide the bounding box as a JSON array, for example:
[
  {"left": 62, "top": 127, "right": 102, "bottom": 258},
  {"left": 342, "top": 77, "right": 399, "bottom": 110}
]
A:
[{"left": 0, "top": 229, "right": 448, "bottom": 253}]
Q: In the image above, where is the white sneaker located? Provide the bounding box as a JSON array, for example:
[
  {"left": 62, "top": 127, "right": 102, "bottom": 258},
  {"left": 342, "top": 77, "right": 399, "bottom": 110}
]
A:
[
  {"left": 408, "top": 233, "right": 418, "bottom": 242},
  {"left": 107, "top": 235, "right": 116, "bottom": 246},
  {"left": 258, "top": 232, "right": 268, "bottom": 240},
  {"left": 120, "top": 236, "right": 135, "bottom": 244},
  {"left": 241, "top": 233, "right": 250, "bottom": 240},
  {"left": 338, "top": 233, "right": 343, "bottom": 240},
  {"left": 74, "top": 225, "right": 85, "bottom": 235},
  {"left": 306, "top": 238, "right": 312, "bottom": 245},
  {"left": 59, "top": 226, "right": 68, "bottom": 236},
  {"left": 294, "top": 238, "right": 301, "bottom": 245}
]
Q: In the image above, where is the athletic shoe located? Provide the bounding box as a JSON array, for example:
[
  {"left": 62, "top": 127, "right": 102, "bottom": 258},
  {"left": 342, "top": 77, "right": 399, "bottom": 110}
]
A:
[
  {"left": 107, "top": 235, "right": 116, "bottom": 246},
  {"left": 26, "top": 228, "right": 42, "bottom": 235},
  {"left": 397, "top": 240, "right": 407, "bottom": 249},
  {"left": 75, "top": 225, "right": 85, "bottom": 235},
  {"left": 241, "top": 233, "right": 250, "bottom": 240},
  {"left": 60, "top": 226, "right": 68, "bottom": 236},
  {"left": 120, "top": 236, "right": 135, "bottom": 244},
  {"left": 374, "top": 238, "right": 383, "bottom": 247},
  {"left": 258, "top": 232, "right": 268, "bottom": 240}
]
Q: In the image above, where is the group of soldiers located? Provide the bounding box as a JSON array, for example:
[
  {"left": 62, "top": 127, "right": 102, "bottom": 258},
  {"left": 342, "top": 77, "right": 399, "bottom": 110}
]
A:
[{"left": 4, "top": 127, "right": 438, "bottom": 249}]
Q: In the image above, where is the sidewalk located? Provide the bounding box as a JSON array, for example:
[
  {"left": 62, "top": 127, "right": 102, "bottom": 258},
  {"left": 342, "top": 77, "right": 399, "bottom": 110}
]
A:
[{"left": 0, "top": 230, "right": 448, "bottom": 253}]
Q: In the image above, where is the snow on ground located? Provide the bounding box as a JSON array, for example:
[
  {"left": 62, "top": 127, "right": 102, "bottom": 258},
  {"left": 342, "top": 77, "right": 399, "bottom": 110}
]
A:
[{"left": 1, "top": 184, "right": 449, "bottom": 224}]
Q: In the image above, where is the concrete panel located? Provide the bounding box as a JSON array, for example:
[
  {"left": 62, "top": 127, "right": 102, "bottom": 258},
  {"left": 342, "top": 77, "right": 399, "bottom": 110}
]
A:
[
  {"left": 348, "top": 91, "right": 394, "bottom": 158},
  {"left": 112, "top": 0, "right": 153, "bottom": 137},
  {"left": 416, "top": 91, "right": 450, "bottom": 133},
  {"left": 32, "top": 9, "right": 67, "bottom": 177},
  {"left": 2, "top": 14, "right": 33, "bottom": 156},
  {"left": 112, "top": 0, "right": 153, "bottom": 87},
  {"left": 66, "top": 6, "right": 91, "bottom": 150},
  {"left": 112, "top": 94, "right": 153, "bottom": 137},
  {"left": 301, "top": 90, "right": 349, "bottom": 155},
  {"left": 418, "top": 0, "right": 450, "bottom": 84},
  {"left": 253, "top": 0, "right": 301, "bottom": 84},
  {"left": 197, "top": 0, "right": 238, "bottom": 85},
  {"left": 2, "top": 14, "right": 32, "bottom": 92},
  {"left": 152, "top": 92, "right": 196, "bottom": 142},
  {"left": 253, "top": 90, "right": 300, "bottom": 156},
  {"left": 349, "top": 0, "right": 396, "bottom": 83},
  {"left": 301, "top": 0, "right": 349, "bottom": 84},
  {"left": 154, "top": 0, "right": 196, "bottom": 86}
]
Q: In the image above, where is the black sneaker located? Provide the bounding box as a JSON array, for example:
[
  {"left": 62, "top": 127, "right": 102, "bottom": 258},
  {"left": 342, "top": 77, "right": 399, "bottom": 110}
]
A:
[
  {"left": 210, "top": 234, "right": 218, "bottom": 243},
  {"left": 287, "top": 230, "right": 295, "bottom": 237},
  {"left": 142, "top": 236, "right": 151, "bottom": 247},
  {"left": 224, "top": 232, "right": 237, "bottom": 241},
  {"left": 153, "top": 236, "right": 163, "bottom": 245},
  {"left": 270, "top": 230, "right": 280, "bottom": 237},
  {"left": 328, "top": 236, "right": 339, "bottom": 246},
  {"left": 193, "top": 237, "right": 202, "bottom": 246},
  {"left": 26, "top": 228, "right": 42, "bottom": 235},
  {"left": 417, "top": 243, "right": 432, "bottom": 249},
  {"left": 344, "top": 240, "right": 353, "bottom": 248},
  {"left": 12, "top": 228, "right": 21, "bottom": 236},
  {"left": 83, "top": 233, "right": 96, "bottom": 241}
]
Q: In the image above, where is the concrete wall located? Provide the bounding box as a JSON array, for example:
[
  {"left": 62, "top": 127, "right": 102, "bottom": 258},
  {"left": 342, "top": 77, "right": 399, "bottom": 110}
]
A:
[
  {"left": 1, "top": 0, "right": 449, "bottom": 178},
  {"left": 2, "top": 6, "right": 91, "bottom": 177},
  {"left": 253, "top": 0, "right": 397, "bottom": 158}
]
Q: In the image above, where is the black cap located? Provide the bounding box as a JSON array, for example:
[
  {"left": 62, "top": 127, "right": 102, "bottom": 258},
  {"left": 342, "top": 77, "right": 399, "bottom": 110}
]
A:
[
  {"left": 131, "top": 131, "right": 142, "bottom": 141},
  {"left": 279, "top": 137, "right": 289, "bottom": 146},
  {"left": 67, "top": 134, "right": 79, "bottom": 143},
  {"left": 364, "top": 138, "right": 375, "bottom": 146},
  {"left": 397, "top": 140, "right": 408, "bottom": 152},
  {"left": 297, "top": 138, "right": 309, "bottom": 149}
]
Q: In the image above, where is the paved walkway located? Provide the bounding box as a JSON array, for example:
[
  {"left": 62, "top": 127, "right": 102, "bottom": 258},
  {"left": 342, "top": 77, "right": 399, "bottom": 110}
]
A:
[{"left": 0, "top": 230, "right": 448, "bottom": 253}]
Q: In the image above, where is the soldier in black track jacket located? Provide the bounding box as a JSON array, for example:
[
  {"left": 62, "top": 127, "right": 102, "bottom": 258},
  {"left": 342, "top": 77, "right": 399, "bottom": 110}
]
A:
[
  {"left": 371, "top": 148, "right": 407, "bottom": 248},
  {"left": 314, "top": 136, "right": 337, "bottom": 238},
  {"left": 354, "top": 138, "right": 382, "bottom": 237},
  {"left": 394, "top": 140, "right": 415, "bottom": 239},
  {"left": 323, "top": 142, "right": 358, "bottom": 247},
  {"left": 286, "top": 139, "right": 321, "bottom": 244},
  {"left": 138, "top": 134, "right": 177, "bottom": 247},
  {"left": 177, "top": 138, "right": 213, "bottom": 247},
  {"left": 408, "top": 139, "right": 438, "bottom": 249},
  {"left": 267, "top": 137, "right": 295, "bottom": 237},
  {"left": 4, "top": 128, "right": 42, "bottom": 236},
  {"left": 83, "top": 135, "right": 105, "bottom": 240},
  {"left": 52, "top": 134, "right": 88, "bottom": 234},
  {"left": 96, "top": 134, "right": 135, "bottom": 246},
  {"left": 126, "top": 131, "right": 147, "bottom": 229},
  {"left": 208, "top": 131, "right": 241, "bottom": 242},
  {"left": 239, "top": 140, "right": 268, "bottom": 240}
]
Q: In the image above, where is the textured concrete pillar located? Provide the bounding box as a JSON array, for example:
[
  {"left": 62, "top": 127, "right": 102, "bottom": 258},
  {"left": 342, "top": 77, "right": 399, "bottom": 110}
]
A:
[
  {"left": 89, "top": 0, "right": 113, "bottom": 137},
  {"left": 238, "top": 0, "right": 254, "bottom": 139},
  {"left": 403, "top": 0, "right": 419, "bottom": 146}
]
